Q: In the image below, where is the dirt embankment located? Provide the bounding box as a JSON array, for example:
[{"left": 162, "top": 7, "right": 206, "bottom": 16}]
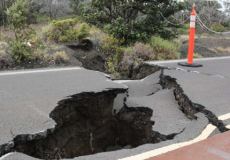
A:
[{"left": 180, "top": 37, "right": 230, "bottom": 58}]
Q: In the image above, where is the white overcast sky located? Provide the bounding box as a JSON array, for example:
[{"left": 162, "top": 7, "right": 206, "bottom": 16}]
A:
[{"left": 177, "top": 0, "right": 226, "bottom": 11}]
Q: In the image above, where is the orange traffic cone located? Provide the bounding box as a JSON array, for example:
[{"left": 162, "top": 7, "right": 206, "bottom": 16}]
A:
[{"left": 178, "top": 5, "right": 202, "bottom": 67}]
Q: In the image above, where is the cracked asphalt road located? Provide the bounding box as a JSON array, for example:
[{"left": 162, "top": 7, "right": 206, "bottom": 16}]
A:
[
  {"left": 1, "top": 56, "right": 230, "bottom": 160},
  {"left": 147, "top": 56, "right": 230, "bottom": 78},
  {"left": 0, "top": 68, "right": 126, "bottom": 148}
]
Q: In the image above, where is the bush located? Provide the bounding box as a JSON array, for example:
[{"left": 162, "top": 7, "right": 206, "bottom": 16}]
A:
[
  {"left": 149, "top": 36, "right": 181, "bottom": 60},
  {"left": 210, "top": 24, "right": 226, "bottom": 32},
  {"left": 90, "top": 27, "right": 106, "bottom": 52},
  {"left": 221, "top": 21, "right": 230, "bottom": 28},
  {"left": 126, "top": 43, "right": 155, "bottom": 63},
  {"left": 104, "top": 17, "right": 149, "bottom": 44},
  {"left": 52, "top": 51, "right": 68, "bottom": 64},
  {"left": 193, "top": 53, "right": 203, "bottom": 58},
  {"left": 5, "top": 0, "right": 37, "bottom": 63},
  {"left": 32, "top": 48, "right": 49, "bottom": 62},
  {"left": 46, "top": 18, "right": 90, "bottom": 43},
  {"left": 183, "top": 23, "right": 190, "bottom": 29},
  {"left": 36, "top": 14, "right": 50, "bottom": 23},
  {"left": 90, "top": 28, "right": 124, "bottom": 73},
  {"left": 102, "top": 36, "right": 124, "bottom": 74}
]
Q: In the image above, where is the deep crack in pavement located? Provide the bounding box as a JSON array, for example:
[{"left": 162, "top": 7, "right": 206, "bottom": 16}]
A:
[{"left": 0, "top": 65, "right": 229, "bottom": 160}]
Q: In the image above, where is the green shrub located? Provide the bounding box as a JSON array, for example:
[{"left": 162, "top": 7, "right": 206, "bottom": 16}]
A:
[
  {"left": 221, "top": 21, "right": 230, "bottom": 28},
  {"left": 177, "top": 28, "right": 189, "bottom": 35},
  {"left": 5, "top": 0, "right": 37, "bottom": 63},
  {"left": 47, "top": 18, "right": 90, "bottom": 43},
  {"left": 149, "top": 36, "right": 181, "bottom": 60},
  {"left": 183, "top": 23, "right": 190, "bottom": 29},
  {"left": 101, "top": 35, "right": 124, "bottom": 73},
  {"left": 171, "top": 39, "right": 182, "bottom": 51},
  {"left": 36, "top": 14, "right": 50, "bottom": 23},
  {"left": 77, "top": 23, "right": 90, "bottom": 41},
  {"left": 90, "top": 29, "right": 124, "bottom": 73},
  {"left": 210, "top": 24, "right": 226, "bottom": 32},
  {"left": 104, "top": 17, "right": 149, "bottom": 44}
]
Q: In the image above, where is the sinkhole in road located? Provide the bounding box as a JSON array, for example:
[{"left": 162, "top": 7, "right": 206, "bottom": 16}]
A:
[
  {"left": 0, "top": 88, "right": 179, "bottom": 160},
  {"left": 0, "top": 68, "right": 228, "bottom": 160}
]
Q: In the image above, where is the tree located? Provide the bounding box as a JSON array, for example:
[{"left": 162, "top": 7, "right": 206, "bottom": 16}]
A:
[
  {"left": 185, "top": 0, "right": 223, "bottom": 27},
  {"left": 37, "top": 0, "right": 73, "bottom": 19},
  {"left": 69, "top": 0, "right": 86, "bottom": 16},
  {"left": 224, "top": 2, "right": 230, "bottom": 20},
  {"left": 5, "top": 0, "right": 36, "bottom": 62},
  {"left": 84, "top": 0, "right": 185, "bottom": 44},
  {"left": 1, "top": 0, "right": 18, "bottom": 26},
  {"left": 1, "top": 0, "right": 5, "bottom": 26}
]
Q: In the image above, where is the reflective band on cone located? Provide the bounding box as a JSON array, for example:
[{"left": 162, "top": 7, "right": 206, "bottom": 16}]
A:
[
  {"left": 190, "top": 15, "right": 196, "bottom": 21},
  {"left": 190, "top": 22, "right": 196, "bottom": 28}
]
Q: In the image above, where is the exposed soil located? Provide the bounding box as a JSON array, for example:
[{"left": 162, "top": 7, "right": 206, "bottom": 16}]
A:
[
  {"left": 0, "top": 87, "right": 179, "bottom": 159},
  {"left": 0, "top": 40, "right": 105, "bottom": 72},
  {"left": 180, "top": 37, "right": 230, "bottom": 58}
]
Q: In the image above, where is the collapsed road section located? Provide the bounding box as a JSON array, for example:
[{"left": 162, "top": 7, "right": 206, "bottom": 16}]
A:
[
  {"left": 0, "top": 66, "right": 230, "bottom": 160},
  {"left": 0, "top": 82, "right": 179, "bottom": 159}
]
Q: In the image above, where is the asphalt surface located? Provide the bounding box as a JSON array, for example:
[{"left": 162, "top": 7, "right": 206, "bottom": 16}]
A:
[
  {"left": 126, "top": 89, "right": 192, "bottom": 135},
  {"left": 147, "top": 56, "right": 230, "bottom": 78},
  {"left": 0, "top": 68, "right": 208, "bottom": 160},
  {"left": 164, "top": 69, "right": 230, "bottom": 117},
  {"left": 1, "top": 57, "right": 230, "bottom": 160},
  {"left": 0, "top": 67, "right": 126, "bottom": 146}
]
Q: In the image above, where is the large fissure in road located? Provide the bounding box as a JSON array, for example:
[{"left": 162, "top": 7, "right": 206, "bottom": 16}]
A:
[
  {"left": 160, "top": 70, "right": 229, "bottom": 132},
  {"left": 1, "top": 67, "right": 228, "bottom": 160},
  {"left": 0, "top": 87, "right": 178, "bottom": 159}
]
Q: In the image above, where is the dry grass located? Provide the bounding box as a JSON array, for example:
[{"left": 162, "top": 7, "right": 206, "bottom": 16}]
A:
[
  {"left": 208, "top": 47, "right": 230, "bottom": 53},
  {"left": 216, "top": 47, "right": 225, "bottom": 52},
  {"left": 179, "top": 34, "right": 230, "bottom": 42},
  {"left": 208, "top": 48, "right": 218, "bottom": 53},
  {"left": 52, "top": 51, "right": 68, "bottom": 63},
  {"left": 0, "top": 50, "right": 5, "bottom": 58}
]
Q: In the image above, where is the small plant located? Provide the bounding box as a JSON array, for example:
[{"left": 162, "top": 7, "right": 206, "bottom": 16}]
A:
[
  {"left": 101, "top": 35, "right": 124, "bottom": 73},
  {"left": 125, "top": 43, "right": 155, "bottom": 65},
  {"left": 32, "top": 48, "right": 49, "bottom": 61},
  {"left": 193, "top": 53, "right": 203, "bottom": 58},
  {"left": 183, "top": 23, "right": 190, "bottom": 29},
  {"left": 149, "top": 36, "right": 181, "bottom": 60},
  {"left": 90, "top": 27, "right": 107, "bottom": 52},
  {"left": 5, "top": 0, "right": 41, "bottom": 63},
  {"left": 77, "top": 23, "right": 90, "bottom": 42},
  {"left": 211, "top": 24, "right": 226, "bottom": 32},
  {"left": 47, "top": 18, "right": 90, "bottom": 43},
  {"left": 52, "top": 51, "right": 68, "bottom": 64}
]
